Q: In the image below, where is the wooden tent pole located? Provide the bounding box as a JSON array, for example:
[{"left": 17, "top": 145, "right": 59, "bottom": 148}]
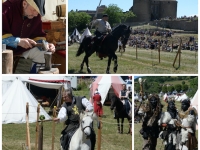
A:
[
  {"left": 97, "top": 117, "right": 102, "bottom": 150},
  {"left": 52, "top": 106, "right": 57, "bottom": 150},
  {"left": 35, "top": 104, "right": 40, "bottom": 150},
  {"left": 26, "top": 102, "right": 31, "bottom": 150}
]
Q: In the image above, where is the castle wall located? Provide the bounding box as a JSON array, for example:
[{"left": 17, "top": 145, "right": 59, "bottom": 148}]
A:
[
  {"left": 132, "top": 0, "right": 151, "bottom": 22},
  {"left": 159, "top": 1, "right": 177, "bottom": 19},
  {"left": 132, "top": 0, "right": 177, "bottom": 22}
]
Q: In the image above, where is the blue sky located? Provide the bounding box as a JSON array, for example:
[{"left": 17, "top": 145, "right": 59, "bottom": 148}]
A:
[{"left": 68, "top": 0, "right": 198, "bottom": 17}]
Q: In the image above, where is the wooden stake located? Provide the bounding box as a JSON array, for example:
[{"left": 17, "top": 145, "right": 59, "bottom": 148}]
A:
[
  {"left": 35, "top": 104, "right": 40, "bottom": 150},
  {"left": 26, "top": 102, "right": 31, "bottom": 150},
  {"left": 136, "top": 41, "right": 138, "bottom": 59},
  {"left": 38, "top": 123, "right": 43, "bottom": 150},
  {"left": 52, "top": 106, "right": 57, "bottom": 150},
  {"left": 2, "top": 50, "right": 13, "bottom": 74},
  {"left": 158, "top": 39, "right": 160, "bottom": 63},
  {"left": 97, "top": 117, "right": 102, "bottom": 150}
]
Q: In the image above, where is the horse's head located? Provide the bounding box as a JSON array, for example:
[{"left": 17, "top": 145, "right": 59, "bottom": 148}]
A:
[
  {"left": 121, "top": 26, "right": 132, "bottom": 48},
  {"left": 110, "top": 95, "right": 119, "bottom": 110},
  {"left": 80, "top": 111, "right": 97, "bottom": 139}
]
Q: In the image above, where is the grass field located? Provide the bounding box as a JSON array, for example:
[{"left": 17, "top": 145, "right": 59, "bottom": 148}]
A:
[
  {"left": 2, "top": 88, "right": 132, "bottom": 150},
  {"left": 68, "top": 41, "right": 198, "bottom": 74},
  {"left": 134, "top": 100, "right": 198, "bottom": 150}
]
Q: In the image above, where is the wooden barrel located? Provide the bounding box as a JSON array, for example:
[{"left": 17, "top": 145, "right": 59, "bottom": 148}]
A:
[{"left": 56, "top": 4, "right": 66, "bottom": 17}]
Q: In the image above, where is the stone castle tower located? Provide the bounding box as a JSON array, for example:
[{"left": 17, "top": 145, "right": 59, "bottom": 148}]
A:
[{"left": 131, "top": 0, "right": 177, "bottom": 22}]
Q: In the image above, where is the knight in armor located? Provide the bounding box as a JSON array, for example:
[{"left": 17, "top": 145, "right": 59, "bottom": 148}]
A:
[
  {"left": 139, "top": 94, "right": 163, "bottom": 150},
  {"left": 90, "top": 14, "right": 111, "bottom": 54},
  {"left": 54, "top": 89, "right": 96, "bottom": 150},
  {"left": 158, "top": 100, "right": 179, "bottom": 150},
  {"left": 178, "top": 99, "right": 198, "bottom": 150}
]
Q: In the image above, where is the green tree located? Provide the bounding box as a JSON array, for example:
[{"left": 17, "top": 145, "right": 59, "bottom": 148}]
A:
[
  {"left": 182, "top": 84, "right": 189, "bottom": 92},
  {"left": 103, "top": 4, "right": 135, "bottom": 27},
  {"left": 182, "top": 81, "right": 185, "bottom": 85},
  {"left": 162, "top": 85, "right": 168, "bottom": 93},
  {"left": 175, "top": 84, "right": 182, "bottom": 93},
  {"left": 187, "top": 77, "right": 198, "bottom": 97},
  {"left": 167, "top": 86, "right": 175, "bottom": 93},
  {"left": 68, "top": 11, "right": 91, "bottom": 33}
]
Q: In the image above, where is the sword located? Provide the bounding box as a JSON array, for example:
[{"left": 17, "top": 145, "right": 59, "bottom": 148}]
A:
[{"left": 91, "top": 0, "right": 102, "bottom": 29}]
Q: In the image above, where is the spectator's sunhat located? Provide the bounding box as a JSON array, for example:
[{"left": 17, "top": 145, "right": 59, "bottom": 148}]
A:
[{"left": 26, "top": 0, "right": 45, "bottom": 16}]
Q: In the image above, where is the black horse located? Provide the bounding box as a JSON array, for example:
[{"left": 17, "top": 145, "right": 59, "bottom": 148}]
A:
[
  {"left": 76, "top": 24, "right": 132, "bottom": 74},
  {"left": 110, "top": 95, "right": 132, "bottom": 134}
]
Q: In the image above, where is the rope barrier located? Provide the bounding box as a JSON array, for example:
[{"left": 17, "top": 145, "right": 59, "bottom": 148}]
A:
[{"left": 101, "top": 120, "right": 131, "bottom": 125}]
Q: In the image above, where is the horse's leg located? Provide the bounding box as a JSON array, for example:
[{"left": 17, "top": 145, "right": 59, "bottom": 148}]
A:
[
  {"left": 79, "top": 55, "right": 85, "bottom": 72},
  {"left": 117, "top": 118, "right": 120, "bottom": 133},
  {"left": 113, "top": 54, "right": 118, "bottom": 73},
  {"left": 106, "top": 56, "right": 112, "bottom": 74},
  {"left": 84, "top": 55, "right": 92, "bottom": 74},
  {"left": 85, "top": 49, "right": 95, "bottom": 74},
  {"left": 121, "top": 118, "right": 124, "bottom": 134}
]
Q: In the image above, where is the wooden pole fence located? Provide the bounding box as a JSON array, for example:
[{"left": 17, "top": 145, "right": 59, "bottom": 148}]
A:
[{"left": 26, "top": 102, "right": 31, "bottom": 150}]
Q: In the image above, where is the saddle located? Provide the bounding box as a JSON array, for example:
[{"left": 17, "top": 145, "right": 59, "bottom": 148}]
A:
[
  {"left": 91, "top": 35, "right": 108, "bottom": 58},
  {"left": 60, "top": 123, "right": 79, "bottom": 150}
]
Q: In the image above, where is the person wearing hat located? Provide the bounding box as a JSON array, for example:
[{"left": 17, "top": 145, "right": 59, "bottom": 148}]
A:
[
  {"left": 2, "top": 0, "right": 55, "bottom": 73},
  {"left": 54, "top": 88, "right": 96, "bottom": 150},
  {"left": 177, "top": 99, "right": 197, "bottom": 150},
  {"left": 90, "top": 14, "right": 111, "bottom": 56}
]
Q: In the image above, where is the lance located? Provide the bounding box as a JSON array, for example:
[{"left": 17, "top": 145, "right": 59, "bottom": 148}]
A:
[{"left": 91, "top": 0, "right": 102, "bottom": 29}]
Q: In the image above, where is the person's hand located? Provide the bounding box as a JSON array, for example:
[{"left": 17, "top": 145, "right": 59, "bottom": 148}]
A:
[
  {"left": 18, "top": 38, "right": 37, "bottom": 49},
  {"left": 47, "top": 43, "right": 55, "bottom": 53},
  {"left": 53, "top": 118, "right": 60, "bottom": 122}
]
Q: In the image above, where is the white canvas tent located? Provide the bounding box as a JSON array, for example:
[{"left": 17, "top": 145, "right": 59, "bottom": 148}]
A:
[
  {"left": 175, "top": 93, "right": 188, "bottom": 101},
  {"left": 191, "top": 90, "right": 198, "bottom": 111},
  {"left": 80, "top": 27, "right": 92, "bottom": 43},
  {"left": 90, "top": 76, "right": 125, "bottom": 104},
  {"left": 2, "top": 79, "right": 51, "bottom": 124},
  {"left": 70, "top": 28, "right": 81, "bottom": 42}
]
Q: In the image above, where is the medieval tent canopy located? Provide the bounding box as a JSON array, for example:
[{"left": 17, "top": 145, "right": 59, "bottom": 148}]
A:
[
  {"left": 90, "top": 76, "right": 125, "bottom": 104},
  {"left": 175, "top": 93, "right": 188, "bottom": 101},
  {"left": 70, "top": 28, "right": 81, "bottom": 42},
  {"left": 191, "top": 90, "right": 198, "bottom": 111},
  {"left": 2, "top": 79, "right": 51, "bottom": 124},
  {"left": 80, "top": 27, "right": 92, "bottom": 43}
]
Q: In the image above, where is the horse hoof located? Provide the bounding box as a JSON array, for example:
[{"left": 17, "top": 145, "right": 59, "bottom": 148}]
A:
[
  {"left": 87, "top": 68, "right": 92, "bottom": 74},
  {"left": 113, "top": 68, "right": 117, "bottom": 73},
  {"left": 106, "top": 71, "right": 110, "bottom": 74}
]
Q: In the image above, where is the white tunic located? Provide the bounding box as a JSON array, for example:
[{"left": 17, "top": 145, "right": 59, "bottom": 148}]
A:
[
  {"left": 91, "top": 19, "right": 111, "bottom": 33},
  {"left": 58, "top": 97, "right": 93, "bottom": 123}
]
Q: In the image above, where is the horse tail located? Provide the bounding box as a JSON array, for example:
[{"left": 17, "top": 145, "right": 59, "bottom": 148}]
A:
[{"left": 76, "top": 37, "right": 87, "bottom": 57}]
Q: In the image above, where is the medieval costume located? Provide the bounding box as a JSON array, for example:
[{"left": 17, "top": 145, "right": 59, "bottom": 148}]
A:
[
  {"left": 3, "top": 0, "right": 46, "bottom": 55},
  {"left": 178, "top": 99, "right": 198, "bottom": 150},
  {"left": 139, "top": 94, "right": 163, "bottom": 150},
  {"left": 58, "top": 96, "right": 96, "bottom": 150},
  {"left": 93, "top": 93, "right": 103, "bottom": 117},
  {"left": 2, "top": 0, "right": 51, "bottom": 73},
  {"left": 158, "top": 100, "right": 179, "bottom": 150}
]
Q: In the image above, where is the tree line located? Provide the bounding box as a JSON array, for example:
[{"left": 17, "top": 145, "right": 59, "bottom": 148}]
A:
[
  {"left": 134, "top": 76, "right": 197, "bottom": 97},
  {"left": 68, "top": 4, "right": 135, "bottom": 33}
]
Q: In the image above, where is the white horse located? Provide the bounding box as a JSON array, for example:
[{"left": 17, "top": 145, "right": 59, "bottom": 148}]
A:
[{"left": 68, "top": 111, "right": 97, "bottom": 150}]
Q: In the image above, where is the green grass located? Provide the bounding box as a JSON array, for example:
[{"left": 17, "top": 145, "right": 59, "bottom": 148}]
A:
[
  {"left": 68, "top": 42, "right": 198, "bottom": 74},
  {"left": 2, "top": 89, "right": 132, "bottom": 150},
  {"left": 134, "top": 100, "right": 198, "bottom": 149}
]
